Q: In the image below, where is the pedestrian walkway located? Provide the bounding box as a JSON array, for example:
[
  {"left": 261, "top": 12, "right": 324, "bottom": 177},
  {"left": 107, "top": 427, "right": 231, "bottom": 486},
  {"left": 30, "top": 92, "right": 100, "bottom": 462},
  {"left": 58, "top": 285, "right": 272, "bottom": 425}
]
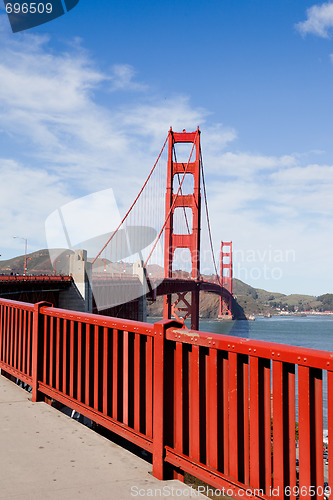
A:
[{"left": 0, "top": 375, "right": 206, "bottom": 499}]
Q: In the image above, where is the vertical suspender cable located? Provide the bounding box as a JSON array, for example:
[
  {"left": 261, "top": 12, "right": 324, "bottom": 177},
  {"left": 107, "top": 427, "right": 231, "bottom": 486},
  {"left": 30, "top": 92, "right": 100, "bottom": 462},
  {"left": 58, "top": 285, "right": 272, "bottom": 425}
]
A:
[{"left": 92, "top": 133, "right": 169, "bottom": 265}]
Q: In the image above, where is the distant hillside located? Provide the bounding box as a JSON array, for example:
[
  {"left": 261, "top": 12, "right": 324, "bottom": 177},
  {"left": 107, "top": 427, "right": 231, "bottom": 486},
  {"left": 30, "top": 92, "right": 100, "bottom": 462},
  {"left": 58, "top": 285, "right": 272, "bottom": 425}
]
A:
[
  {"left": 317, "top": 294, "right": 333, "bottom": 311},
  {"left": 0, "top": 249, "right": 71, "bottom": 275},
  {"left": 232, "top": 279, "right": 324, "bottom": 316}
]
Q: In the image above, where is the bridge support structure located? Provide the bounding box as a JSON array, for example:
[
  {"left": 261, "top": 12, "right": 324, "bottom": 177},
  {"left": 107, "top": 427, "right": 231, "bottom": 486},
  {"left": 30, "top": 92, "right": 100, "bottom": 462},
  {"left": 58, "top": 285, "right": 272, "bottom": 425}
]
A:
[
  {"left": 163, "top": 128, "right": 201, "bottom": 330},
  {"left": 133, "top": 260, "right": 148, "bottom": 322},
  {"left": 59, "top": 249, "right": 92, "bottom": 313},
  {"left": 219, "top": 241, "right": 233, "bottom": 318}
]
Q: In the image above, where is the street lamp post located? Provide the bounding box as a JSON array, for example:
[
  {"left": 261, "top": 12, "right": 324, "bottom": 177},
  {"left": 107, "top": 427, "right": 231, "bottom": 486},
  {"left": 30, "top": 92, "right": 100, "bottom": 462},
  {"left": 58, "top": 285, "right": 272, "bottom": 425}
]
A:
[
  {"left": 98, "top": 258, "right": 107, "bottom": 276},
  {"left": 13, "top": 236, "right": 27, "bottom": 276}
]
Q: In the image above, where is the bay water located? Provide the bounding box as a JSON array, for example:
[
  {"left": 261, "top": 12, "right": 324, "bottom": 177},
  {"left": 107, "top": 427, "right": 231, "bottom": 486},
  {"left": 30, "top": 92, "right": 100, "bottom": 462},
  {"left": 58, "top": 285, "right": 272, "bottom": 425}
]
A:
[{"left": 199, "top": 315, "right": 333, "bottom": 353}]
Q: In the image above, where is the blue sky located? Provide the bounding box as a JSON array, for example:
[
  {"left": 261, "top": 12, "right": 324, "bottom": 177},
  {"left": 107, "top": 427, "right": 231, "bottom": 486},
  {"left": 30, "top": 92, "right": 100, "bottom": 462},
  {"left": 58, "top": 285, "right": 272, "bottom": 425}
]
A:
[{"left": 1, "top": 0, "right": 333, "bottom": 295}]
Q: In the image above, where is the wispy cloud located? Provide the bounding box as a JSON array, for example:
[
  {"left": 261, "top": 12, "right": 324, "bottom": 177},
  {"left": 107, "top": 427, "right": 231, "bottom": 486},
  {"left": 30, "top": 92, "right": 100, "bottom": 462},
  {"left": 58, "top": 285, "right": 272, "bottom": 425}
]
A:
[
  {"left": 296, "top": 2, "right": 333, "bottom": 38},
  {"left": 205, "top": 151, "right": 297, "bottom": 178},
  {"left": 109, "top": 64, "right": 147, "bottom": 92},
  {"left": 0, "top": 157, "right": 70, "bottom": 252}
]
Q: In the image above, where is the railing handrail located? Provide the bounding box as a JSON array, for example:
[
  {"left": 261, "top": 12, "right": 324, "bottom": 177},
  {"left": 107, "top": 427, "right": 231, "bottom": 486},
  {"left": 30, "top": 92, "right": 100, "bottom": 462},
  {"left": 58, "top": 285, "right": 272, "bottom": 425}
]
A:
[
  {"left": 40, "top": 305, "right": 155, "bottom": 336},
  {"left": 166, "top": 326, "right": 333, "bottom": 371},
  {"left": 0, "top": 297, "right": 35, "bottom": 310}
]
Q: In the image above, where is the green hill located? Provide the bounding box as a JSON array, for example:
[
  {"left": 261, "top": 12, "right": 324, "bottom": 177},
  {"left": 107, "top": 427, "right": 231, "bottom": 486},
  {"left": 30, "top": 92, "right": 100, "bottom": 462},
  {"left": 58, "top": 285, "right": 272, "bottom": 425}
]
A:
[
  {"left": 0, "top": 249, "right": 72, "bottom": 275},
  {"left": 233, "top": 280, "right": 325, "bottom": 316}
]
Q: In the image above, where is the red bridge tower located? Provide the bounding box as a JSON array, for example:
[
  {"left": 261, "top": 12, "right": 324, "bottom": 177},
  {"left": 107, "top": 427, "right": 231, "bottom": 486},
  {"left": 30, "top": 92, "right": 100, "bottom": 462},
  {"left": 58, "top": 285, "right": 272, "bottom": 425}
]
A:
[
  {"left": 219, "top": 241, "right": 233, "bottom": 318},
  {"left": 163, "top": 128, "right": 201, "bottom": 330}
]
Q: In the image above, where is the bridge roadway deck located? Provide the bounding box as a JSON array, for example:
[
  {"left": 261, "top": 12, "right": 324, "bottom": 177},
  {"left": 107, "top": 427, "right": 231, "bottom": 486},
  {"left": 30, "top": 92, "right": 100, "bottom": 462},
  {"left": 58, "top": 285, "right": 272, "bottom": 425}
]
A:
[{"left": 0, "top": 375, "right": 206, "bottom": 500}]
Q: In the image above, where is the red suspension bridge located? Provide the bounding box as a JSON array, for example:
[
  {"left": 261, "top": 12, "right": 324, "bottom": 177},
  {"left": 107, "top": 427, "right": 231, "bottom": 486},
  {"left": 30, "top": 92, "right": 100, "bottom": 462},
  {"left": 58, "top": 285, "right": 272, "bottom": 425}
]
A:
[
  {"left": 90, "top": 127, "right": 234, "bottom": 328},
  {"left": 1, "top": 127, "right": 234, "bottom": 327}
]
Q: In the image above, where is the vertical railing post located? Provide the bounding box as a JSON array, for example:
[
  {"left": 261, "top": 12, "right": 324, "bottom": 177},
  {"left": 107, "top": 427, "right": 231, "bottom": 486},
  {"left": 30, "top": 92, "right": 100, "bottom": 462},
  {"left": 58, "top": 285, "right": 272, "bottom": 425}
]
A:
[
  {"left": 152, "top": 320, "right": 167, "bottom": 480},
  {"left": 152, "top": 319, "right": 183, "bottom": 480},
  {"left": 32, "top": 302, "right": 51, "bottom": 403}
]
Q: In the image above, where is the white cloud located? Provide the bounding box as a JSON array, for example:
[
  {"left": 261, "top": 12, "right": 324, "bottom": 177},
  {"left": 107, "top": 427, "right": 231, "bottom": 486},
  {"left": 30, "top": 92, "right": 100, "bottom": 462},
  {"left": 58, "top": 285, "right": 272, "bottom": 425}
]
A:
[
  {"left": 269, "top": 164, "right": 333, "bottom": 216},
  {"left": 117, "top": 96, "right": 208, "bottom": 151},
  {"left": 201, "top": 124, "right": 237, "bottom": 154},
  {"left": 0, "top": 157, "right": 71, "bottom": 253},
  {"left": 205, "top": 158, "right": 333, "bottom": 221},
  {"left": 296, "top": 2, "right": 333, "bottom": 38},
  {"left": 271, "top": 163, "right": 333, "bottom": 184},
  {"left": 109, "top": 64, "right": 147, "bottom": 92},
  {"left": 205, "top": 151, "right": 297, "bottom": 178}
]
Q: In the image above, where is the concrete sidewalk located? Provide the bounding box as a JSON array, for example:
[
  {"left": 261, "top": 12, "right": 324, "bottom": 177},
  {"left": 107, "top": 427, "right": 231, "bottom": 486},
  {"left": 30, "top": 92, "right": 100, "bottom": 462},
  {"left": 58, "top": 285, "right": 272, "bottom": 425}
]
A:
[{"left": 0, "top": 375, "right": 206, "bottom": 500}]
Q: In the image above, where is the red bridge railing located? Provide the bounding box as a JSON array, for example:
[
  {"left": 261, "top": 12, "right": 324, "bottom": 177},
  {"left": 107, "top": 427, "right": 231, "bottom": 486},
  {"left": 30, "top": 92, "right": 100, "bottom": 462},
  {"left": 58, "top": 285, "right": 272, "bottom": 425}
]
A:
[{"left": 0, "top": 297, "right": 332, "bottom": 499}]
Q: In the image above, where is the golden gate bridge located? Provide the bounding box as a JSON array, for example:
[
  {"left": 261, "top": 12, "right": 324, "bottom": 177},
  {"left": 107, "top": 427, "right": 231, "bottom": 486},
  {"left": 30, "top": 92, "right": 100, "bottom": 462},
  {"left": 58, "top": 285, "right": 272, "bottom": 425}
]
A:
[{"left": 1, "top": 127, "right": 234, "bottom": 328}]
